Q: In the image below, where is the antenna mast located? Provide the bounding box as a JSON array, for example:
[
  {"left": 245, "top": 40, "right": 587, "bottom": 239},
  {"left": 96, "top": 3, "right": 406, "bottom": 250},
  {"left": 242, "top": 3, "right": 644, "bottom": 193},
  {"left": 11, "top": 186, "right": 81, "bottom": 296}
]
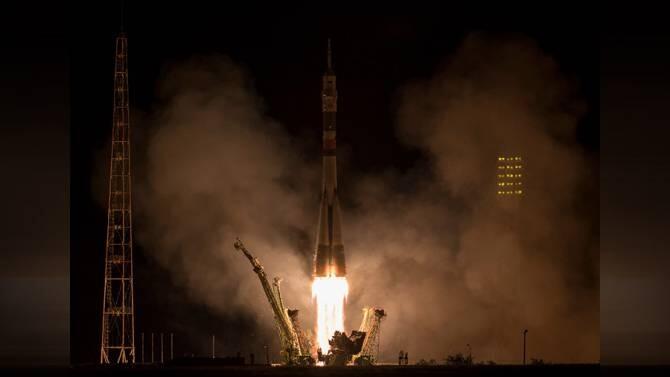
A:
[{"left": 100, "top": 32, "right": 136, "bottom": 364}]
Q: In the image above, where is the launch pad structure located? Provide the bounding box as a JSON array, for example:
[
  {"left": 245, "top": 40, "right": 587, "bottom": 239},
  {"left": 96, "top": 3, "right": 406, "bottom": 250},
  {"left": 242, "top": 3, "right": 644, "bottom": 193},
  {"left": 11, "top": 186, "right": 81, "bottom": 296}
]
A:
[
  {"left": 233, "top": 238, "right": 315, "bottom": 366},
  {"left": 233, "top": 238, "right": 386, "bottom": 367}
]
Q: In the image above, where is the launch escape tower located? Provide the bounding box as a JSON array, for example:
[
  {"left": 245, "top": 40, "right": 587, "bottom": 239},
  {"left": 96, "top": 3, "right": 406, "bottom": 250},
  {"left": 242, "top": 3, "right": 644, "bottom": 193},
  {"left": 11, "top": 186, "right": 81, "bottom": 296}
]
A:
[{"left": 100, "top": 33, "right": 136, "bottom": 364}]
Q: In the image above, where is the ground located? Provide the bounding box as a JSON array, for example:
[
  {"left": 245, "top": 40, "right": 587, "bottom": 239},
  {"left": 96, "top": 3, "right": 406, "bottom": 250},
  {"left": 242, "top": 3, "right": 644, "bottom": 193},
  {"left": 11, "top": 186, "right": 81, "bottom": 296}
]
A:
[{"left": 11, "top": 364, "right": 667, "bottom": 376}]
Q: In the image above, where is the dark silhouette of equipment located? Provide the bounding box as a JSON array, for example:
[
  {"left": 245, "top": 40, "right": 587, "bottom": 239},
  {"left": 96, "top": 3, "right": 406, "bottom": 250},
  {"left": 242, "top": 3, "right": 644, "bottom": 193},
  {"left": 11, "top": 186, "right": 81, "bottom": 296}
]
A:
[
  {"left": 317, "top": 330, "right": 366, "bottom": 366},
  {"left": 523, "top": 329, "right": 528, "bottom": 365}
]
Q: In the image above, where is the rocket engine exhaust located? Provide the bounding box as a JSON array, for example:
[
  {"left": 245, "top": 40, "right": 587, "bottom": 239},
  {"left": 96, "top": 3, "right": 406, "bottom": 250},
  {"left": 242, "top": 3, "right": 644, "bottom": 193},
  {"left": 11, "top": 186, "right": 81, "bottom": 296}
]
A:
[{"left": 312, "top": 277, "right": 349, "bottom": 353}]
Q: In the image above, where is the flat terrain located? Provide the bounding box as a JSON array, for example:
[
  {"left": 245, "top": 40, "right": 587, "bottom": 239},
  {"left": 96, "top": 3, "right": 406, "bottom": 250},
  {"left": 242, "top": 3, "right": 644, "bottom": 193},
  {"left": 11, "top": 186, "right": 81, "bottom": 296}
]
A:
[
  {"left": 4, "top": 364, "right": 670, "bottom": 376},
  {"left": 0, "top": 364, "right": 615, "bottom": 376}
]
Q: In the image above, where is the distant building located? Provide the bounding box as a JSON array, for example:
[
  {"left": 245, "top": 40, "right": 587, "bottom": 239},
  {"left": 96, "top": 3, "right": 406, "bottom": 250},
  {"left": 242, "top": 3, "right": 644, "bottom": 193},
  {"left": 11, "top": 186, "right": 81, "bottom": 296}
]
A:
[{"left": 496, "top": 156, "right": 523, "bottom": 196}]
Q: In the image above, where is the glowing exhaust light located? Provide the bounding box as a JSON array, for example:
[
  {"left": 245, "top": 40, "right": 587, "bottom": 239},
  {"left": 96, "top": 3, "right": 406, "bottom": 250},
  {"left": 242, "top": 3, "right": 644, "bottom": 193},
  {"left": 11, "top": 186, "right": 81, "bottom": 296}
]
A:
[{"left": 312, "top": 276, "right": 349, "bottom": 354}]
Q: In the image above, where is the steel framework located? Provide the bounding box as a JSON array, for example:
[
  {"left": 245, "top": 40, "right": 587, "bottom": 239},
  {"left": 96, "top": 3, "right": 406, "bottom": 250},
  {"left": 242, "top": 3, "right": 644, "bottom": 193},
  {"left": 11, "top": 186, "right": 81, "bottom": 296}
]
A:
[
  {"left": 234, "top": 238, "right": 314, "bottom": 365},
  {"left": 100, "top": 33, "right": 135, "bottom": 364},
  {"left": 353, "top": 308, "right": 386, "bottom": 365}
]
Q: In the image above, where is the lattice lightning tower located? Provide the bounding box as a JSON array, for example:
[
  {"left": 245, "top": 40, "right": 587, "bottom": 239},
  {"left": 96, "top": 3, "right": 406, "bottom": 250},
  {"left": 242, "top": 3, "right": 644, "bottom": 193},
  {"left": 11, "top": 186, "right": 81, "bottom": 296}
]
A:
[{"left": 100, "top": 32, "right": 136, "bottom": 364}]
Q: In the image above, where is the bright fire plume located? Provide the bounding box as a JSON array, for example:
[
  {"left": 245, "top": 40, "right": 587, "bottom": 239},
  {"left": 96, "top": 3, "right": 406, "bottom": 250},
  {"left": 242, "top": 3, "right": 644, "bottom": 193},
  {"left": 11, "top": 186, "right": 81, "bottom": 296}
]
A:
[{"left": 312, "top": 276, "right": 349, "bottom": 353}]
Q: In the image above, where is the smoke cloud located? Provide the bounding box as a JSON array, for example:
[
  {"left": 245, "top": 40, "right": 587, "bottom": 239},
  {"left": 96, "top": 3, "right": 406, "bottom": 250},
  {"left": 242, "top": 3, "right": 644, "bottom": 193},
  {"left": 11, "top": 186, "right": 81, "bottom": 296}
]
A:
[
  {"left": 135, "top": 34, "right": 598, "bottom": 363},
  {"left": 346, "top": 33, "right": 598, "bottom": 363},
  {"left": 134, "top": 56, "right": 318, "bottom": 351}
]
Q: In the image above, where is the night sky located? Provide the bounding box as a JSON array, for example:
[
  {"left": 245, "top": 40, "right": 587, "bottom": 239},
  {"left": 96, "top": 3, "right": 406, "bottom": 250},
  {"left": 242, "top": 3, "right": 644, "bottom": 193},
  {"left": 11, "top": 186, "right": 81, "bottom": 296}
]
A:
[
  {"left": 7, "top": 3, "right": 666, "bottom": 367},
  {"left": 601, "top": 31, "right": 670, "bottom": 364},
  {"left": 1, "top": 8, "right": 68, "bottom": 364}
]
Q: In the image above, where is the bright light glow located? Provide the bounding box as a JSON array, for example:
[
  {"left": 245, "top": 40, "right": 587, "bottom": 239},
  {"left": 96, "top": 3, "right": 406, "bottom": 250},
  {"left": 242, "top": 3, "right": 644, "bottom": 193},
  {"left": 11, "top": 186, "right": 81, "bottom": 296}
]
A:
[{"left": 312, "top": 276, "right": 348, "bottom": 353}]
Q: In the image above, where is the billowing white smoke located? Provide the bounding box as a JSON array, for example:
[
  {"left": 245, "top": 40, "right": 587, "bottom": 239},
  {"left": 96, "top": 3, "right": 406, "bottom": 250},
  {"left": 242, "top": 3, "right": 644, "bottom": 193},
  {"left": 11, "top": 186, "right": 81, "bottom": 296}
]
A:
[
  {"left": 134, "top": 56, "right": 318, "bottom": 351},
  {"left": 346, "top": 33, "right": 598, "bottom": 363},
  {"left": 133, "top": 34, "right": 598, "bottom": 363}
]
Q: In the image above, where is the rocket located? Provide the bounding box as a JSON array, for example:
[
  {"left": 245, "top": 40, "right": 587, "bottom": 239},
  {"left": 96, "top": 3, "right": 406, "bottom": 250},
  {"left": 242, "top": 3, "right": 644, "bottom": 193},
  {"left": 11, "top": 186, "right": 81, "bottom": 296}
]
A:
[{"left": 313, "top": 39, "right": 346, "bottom": 278}]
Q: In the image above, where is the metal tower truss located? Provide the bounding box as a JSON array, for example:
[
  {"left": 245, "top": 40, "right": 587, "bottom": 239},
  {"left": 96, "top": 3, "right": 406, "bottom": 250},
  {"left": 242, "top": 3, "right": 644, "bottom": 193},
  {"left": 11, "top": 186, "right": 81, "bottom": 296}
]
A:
[
  {"left": 100, "top": 33, "right": 135, "bottom": 365},
  {"left": 233, "top": 238, "right": 314, "bottom": 365},
  {"left": 353, "top": 307, "right": 386, "bottom": 365}
]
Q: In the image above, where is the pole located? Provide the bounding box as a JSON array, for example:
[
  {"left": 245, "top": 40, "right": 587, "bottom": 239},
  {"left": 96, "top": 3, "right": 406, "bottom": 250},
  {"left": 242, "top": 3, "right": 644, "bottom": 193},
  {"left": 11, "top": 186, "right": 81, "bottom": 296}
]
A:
[
  {"left": 141, "top": 332, "right": 144, "bottom": 364},
  {"left": 377, "top": 326, "right": 381, "bottom": 364},
  {"left": 212, "top": 334, "right": 215, "bottom": 359},
  {"left": 523, "top": 329, "right": 528, "bottom": 365},
  {"left": 151, "top": 333, "right": 154, "bottom": 364},
  {"left": 264, "top": 344, "right": 269, "bottom": 365},
  {"left": 467, "top": 343, "right": 472, "bottom": 362},
  {"left": 160, "top": 333, "right": 164, "bottom": 363},
  {"left": 170, "top": 333, "right": 174, "bottom": 360}
]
